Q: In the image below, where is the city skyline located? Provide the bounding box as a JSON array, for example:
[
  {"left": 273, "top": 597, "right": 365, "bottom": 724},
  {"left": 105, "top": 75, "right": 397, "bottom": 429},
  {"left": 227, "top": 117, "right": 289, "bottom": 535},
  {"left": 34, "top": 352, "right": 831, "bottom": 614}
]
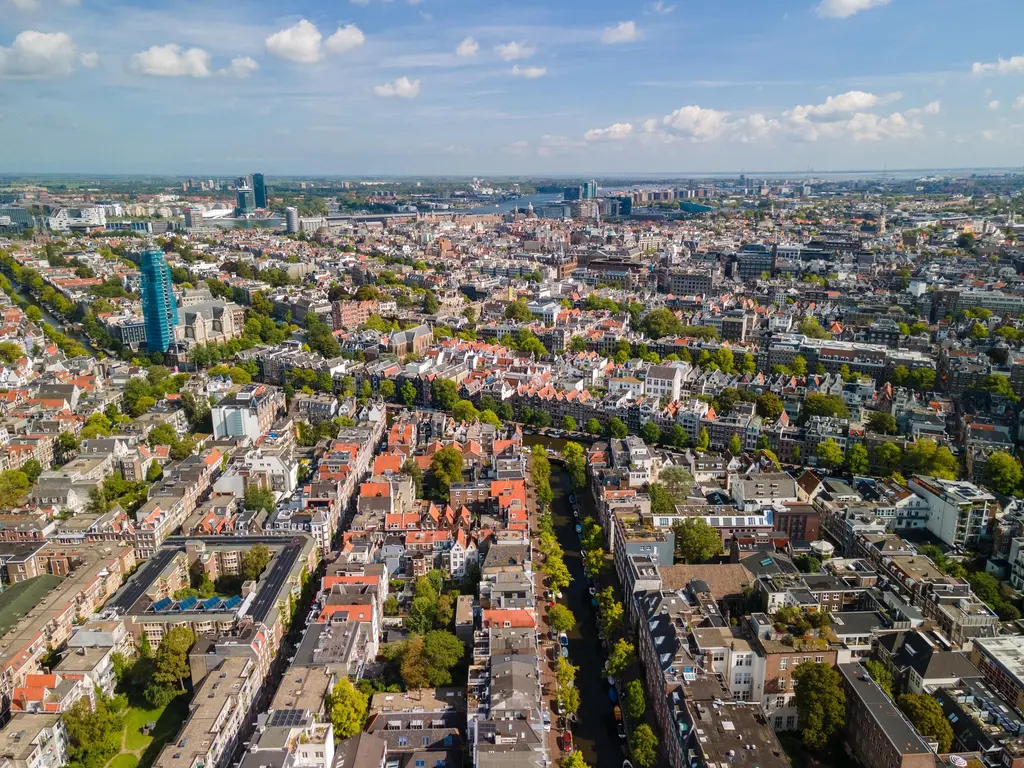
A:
[{"left": 1, "top": 0, "right": 1023, "bottom": 174}]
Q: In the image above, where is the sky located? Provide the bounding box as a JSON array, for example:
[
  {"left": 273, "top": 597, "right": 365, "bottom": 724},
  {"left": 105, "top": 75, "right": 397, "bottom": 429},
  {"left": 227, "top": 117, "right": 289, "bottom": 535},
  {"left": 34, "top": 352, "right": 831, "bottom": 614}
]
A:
[{"left": 1, "top": 0, "right": 1023, "bottom": 176}]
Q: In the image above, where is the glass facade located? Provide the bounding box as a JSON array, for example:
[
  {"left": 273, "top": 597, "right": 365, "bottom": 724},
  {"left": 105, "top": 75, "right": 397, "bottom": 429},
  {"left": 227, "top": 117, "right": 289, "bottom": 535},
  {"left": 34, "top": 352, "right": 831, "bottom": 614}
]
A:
[
  {"left": 253, "top": 173, "right": 267, "bottom": 208},
  {"left": 140, "top": 248, "right": 179, "bottom": 353}
]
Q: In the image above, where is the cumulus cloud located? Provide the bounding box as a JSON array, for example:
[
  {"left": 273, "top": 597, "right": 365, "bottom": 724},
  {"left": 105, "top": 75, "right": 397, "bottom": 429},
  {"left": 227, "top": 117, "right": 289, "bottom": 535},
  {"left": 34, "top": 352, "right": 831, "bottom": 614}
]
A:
[
  {"left": 815, "top": 0, "right": 889, "bottom": 18},
  {"left": 455, "top": 36, "right": 479, "bottom": 57},
  {"left": 79, "top": 50, "right": 99, "bottom": 68},
  {"left": 662, "top": 105, "right": 731, "bottom": 141},
  {"left": 221, "top": 56, "right": 258, "bottom": 78},
  {"left": 646, "top": 1, "right": 675, "bottom": 14},
  {"left": 786, "top": 90, "right": 900, "bottom": 120},
  {"left": 130, "top": 44, "right": 212, "bottom": 77},
  {"left": 584, "top": 122, "right": 633, "bottom": 141},
  {"left": 511, "top": 64, "right": 546, "bottom": 78},
  {"left": 972, "top": 55, "right": 1024, "bottom": 75},
  {"left": 495, "top": 41, "right": 535, "bottom": 61},
  {"left": 0, "top": 30, "right": 86, "bottom": 77},
  {"left": 1016, "top": 96, "right": 1024, "bottom": 109},
  {"left": 265, "top": 20, "right": 323, "bottom": 63},
  {"left": 374, "top": 76, "right": 420, "bottom": 98},
  {"left": 601, "top": 21, "right": 640, "bottom": 44},
  {"left": 989, "top": 100, "right": 1001, "bottom": 111},
  {"left": 905, "top": 100, "right": 940, "bottom": 117},
  {"left": 325, "top": 25, "right": 365, "bottom": 54}
]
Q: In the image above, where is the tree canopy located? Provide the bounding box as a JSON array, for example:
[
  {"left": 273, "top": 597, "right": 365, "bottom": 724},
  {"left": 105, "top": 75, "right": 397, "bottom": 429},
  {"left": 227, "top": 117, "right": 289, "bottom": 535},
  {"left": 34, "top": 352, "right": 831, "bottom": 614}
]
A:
[{"left": 793, "top": 662, "right": 846, "bottom": 750}]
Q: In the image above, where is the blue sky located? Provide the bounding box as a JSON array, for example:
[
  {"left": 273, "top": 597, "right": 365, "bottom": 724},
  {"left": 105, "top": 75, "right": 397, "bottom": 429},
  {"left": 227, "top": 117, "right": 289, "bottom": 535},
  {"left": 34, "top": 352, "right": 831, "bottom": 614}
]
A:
[{"left": 1, "top": 0, "right": 1023, "bottom": 176}]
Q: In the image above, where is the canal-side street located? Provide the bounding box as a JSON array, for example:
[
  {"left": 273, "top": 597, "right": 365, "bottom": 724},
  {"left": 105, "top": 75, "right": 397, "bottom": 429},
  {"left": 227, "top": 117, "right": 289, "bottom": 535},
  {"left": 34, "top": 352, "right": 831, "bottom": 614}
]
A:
[{"left": 532, "top": 454, "right": 623, "bottom": 768}]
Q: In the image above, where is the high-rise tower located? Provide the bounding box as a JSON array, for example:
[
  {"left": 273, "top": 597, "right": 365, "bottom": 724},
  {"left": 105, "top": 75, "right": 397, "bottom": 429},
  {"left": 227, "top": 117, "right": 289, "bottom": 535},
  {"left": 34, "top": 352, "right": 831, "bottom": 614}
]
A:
[
  {"left": 140, "top": 248, "right": 179, "bottom": 353},
  {"left": 253, "top": 173, "right": 267, "bottom": 208}
]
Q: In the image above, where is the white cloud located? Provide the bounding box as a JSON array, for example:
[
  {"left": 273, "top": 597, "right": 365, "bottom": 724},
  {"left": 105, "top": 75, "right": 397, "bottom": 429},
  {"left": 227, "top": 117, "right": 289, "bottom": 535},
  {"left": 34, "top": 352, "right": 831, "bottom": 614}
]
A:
[
  {"left": 265, "top": 19, "right": 323, "bottom": 63},
  {"left": 584, "top": 122, "right": 633, "bottom": 141},
  {"left": 734, "top": 113, "right": 780, "bottom": 143},
  {"left": 325, "top": 25, "right": 365, "bottom": 54},
  {"left": 0, "top": 30, "right": 83, "bottom": 78},
  {"left": 972, "top": 55, "right": 1024, "bottom": 75},
  {"left": 220, "top": 56, "right": 258, "bottom": 78},
  {"left": 601, "top": 21, "right": 640, "bottom": 44},
  {"left": 981, "top": 129, "right": 997, "bottom": 141},
  {"left": 905, "top": 100, "right": 941, "bottom": 117},
  {"left": 79, "top": 51, "right": 99, "bottom": 68},
  {"left": 130, "top": 44, "right": 212, "bottom": 77},
  {"left": 787, "top": 90, "right": 900, "bottom": 120},
  {"left": 815, "top": 0, "right": 890, "bottom": 19},
  {"left": 495, "top": 41, "right": 535, "bottom": 61},
  {"left": 646, "top": 1, "right": 675, "bottom": 14},
  {"left": 511, "top": 64, "right": 546, "bottom": 78},
  {"left": 989, "top": 100, "right": 1000, "bottom": 111},
  {"left": 662, "top": 105, "right": 731, "bottom": 141},
  {"left": 374, "top": 76, "right": 420, "bottom": 98},
  {"left": 1016, "top": 96, "right": 1024, "bottom": 110},
  {"left": 455, "top": 37, "right": 479, "bottom": 57}
]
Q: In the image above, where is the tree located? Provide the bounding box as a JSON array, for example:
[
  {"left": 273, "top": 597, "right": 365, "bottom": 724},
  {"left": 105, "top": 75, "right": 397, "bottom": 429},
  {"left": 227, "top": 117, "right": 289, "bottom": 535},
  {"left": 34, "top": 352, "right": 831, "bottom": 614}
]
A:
[
  {"left": 543, "top": 552, "right": 572, "bottom": 592},
  {"left": 791, "top": 354, "right": 808, "bottom": 376},
  {"left": 560, "top": 752, "right": 591, "bottom": 768},
  {"left": 240, "top": 544, "right": 271, "bottom": 581},
  {"left": 397, "top": 630, "right": 465, "bottom": 687},
  {"left": 866, "top": 411, "right": 898, "bottom": 435},
  {"left": 659, "top": 466, "right": 694, "bottom": 503},
  {"left": 623, "top": 679, "right": 646, "bottom": 720},
  {"left": 422, "top": 291, "right": 439, "bottom": 314},
  {"left": 600, "top": 598, "right": 624, "bottom": 637},
  {"left": 607, "top": 638, "right": 636, "bottom": 677},
  {"left": 793, "top": 662, "right": 846, "bottom": 750},
  {"left": 756, "top": 392, "right": 784, "bottom": 420},
  {"left": 452, "top": 399, "right": 479, "bottom": 422},
  {"left": 898, "top": 693, "right": 953, "bottom": 752},
  {"left": 872, "top": 442, "right": 903, "bottom": 475},
  {"left": 20, "top": 459, "right": 42, "bottom": 485},
  {"left": 794, "top": 554, "right": 822, "bottom": 573},
  {"left": 983, "top": 451, "right": 1022, "bottom": 496},
  {"left": 327, "top": 678, "right": 369, "bottom": 740},
  {"left": 563, "top": 442, "right": 586, "bottom": 490},
  {"left": 640, "top": 420, "right": 660, "bottom": 444},
  {"left": 695, "top": 427, "right": 710, "bottom": 451},
  {"left": 152, "top": 625, "right": 194, "bottom": 692},
  {"left": 798, "top": 317, "right": 831, "bottom": 340},
  {"left": 629, "top": 724, "right": 659, "bottom": 768},
  {"left": 63, "top": 693, "right": 126, "bottom": 768},
  {"left": 430, "top": 446, "right": 464, "bottom": 498},
  {"left": 672, "top": 518, "right": 722, "bottom": 563},
  {"left": 816, "top": 438, "right": 845, "bottom": 473},
  {"left": 401, "top": 381, "right": 417, "bottom": 407},
  {"left": 607, "top": 417, "right": 628, "bottom": 439},
  {"left": 379, "top": 379, "right": 396, "bottom": 400},
  {"left": 435, "top": 592, "right": 454, "bottom": 628},
  {"left": 561, "top": 416, "right": 577, "bottom": 432},
  {"left": 865, "top": 659, "right": 894, "bottom": 697},
  {"left": 548, "top": 604, "right": 576, "bottom": 634},
  {"left": 585, "top": 418, "right": 601, "bottom": 435},
  {"left": 846, "top": 443, "right": 869, "bottom": 475},
  {"left": 639, "top": 307, "right": 684, "bottom": 339},
  {"left": 911, "top": 367, "right": 936, "bottom": 392},
  {"left": 800, "top": 393, "right": 850, "bottom": 422},
  {"left": 504, "top": 298, "right": 533, "bottom": 322},
  {"left": 405, "top": 596, "right": 437, "bottom": 634},
  {"left": 399, "top": 635, "right": 431, "bottom": 689},
  {"left": 244, "top": 484, "right": 275, "bottom": 513},
  {"left": 0, "top": 468, "right": 30, "bottom": 509},
  {"left": 432, "top": 378, "right": 459, "bottom": 411},
  {"left": 728, "top": 433, "right": 743, "bottom": 455}
]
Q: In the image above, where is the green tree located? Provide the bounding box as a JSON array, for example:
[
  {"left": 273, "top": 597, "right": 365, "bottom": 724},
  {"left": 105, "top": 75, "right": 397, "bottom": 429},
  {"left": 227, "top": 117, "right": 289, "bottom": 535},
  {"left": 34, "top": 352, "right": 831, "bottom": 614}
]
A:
[
  {"left": 982, "top": 451, "right": 1022, "bottom": 495},
  {"left": 543, "top": 552, "right": 572, "bottom": 592},
  {"left": 560, "top": 752, "right": 591, "bottom": 768},
  {"left": 695, "top": 427, "right": 710, "bottom": 451},
  {"left": 401, "top": 381, "right": 417, "bottom": 407},
  {"left": 585, "top": 418, "right": 601, "bottom": 435},
  {"left": 866, "top": 411, "right": 898, "bottom": 435},
  {"left": 898, "top": 693, "right": 953, "bottom": 752},
  {"left": 800, "top": 393, "right": 850, "bottom": 423},
  {"left": 0, "top": 469, "right": 31, "bottom": 508},
  {"left": 244, "top": 484, "right": 275, "bottom": 513},
  {"left": 152, "top": 625, "right": 194, "bottom": 692},
  {"left": 794, "top": 554, "right": 822, "bottom": 573},
  {"left": 728, "top": 433, "right": 743, "bottom": 454},
  {"left": 816, "top": 438, "right": 845, "bottom": 472},
  {"left": 430, "top": 446, "right": 464, "bottom": 498},
  {"left": 629, "top": 723, "right": 659, "bottom": 768},
  {"left": 563, "top": 441, "right": 587, "bottom": 490},
  {"left": 241, "top": 544, "right": 271, "bottom": 581},
  {"left": 431, "top": 378, "right": 459, "bottom": 411},
  {"left": 504, "top": 299, "right": 533, "bottom": 321},
  {"left": 791, "top": 354, "right": 808, "bottom": 376},
  {"left": 422, "top": 291, "right": 439, "bottom": 314},
  {"left": 561, "top": 415, "right": 577, "bottom": 432},
  {"left": 639, "top": 307, "right": 684, "bottom": 339},
  {"left": 756, "top": 392, "right": 784, "bottom": 420},
  {"left": 672, "top": 518, "right": 722, "bottom": 563},
  {"left": 845, "top": 443, "right": 869, "bottom": 475},
  {"left": 404, "top": 596, "right": 437, "bottom": 634},
  {"left": 793, "top": 662, "right": 846, "bottom": 750},
  {"left": 548, "top": 604, "right": 577, "bottom": 634},
  {"left": 20, "top": 458, "right": 42, "bottom": 484},
  {"left": 659, "top": 465, "right": 694, "bottom": 502},
  {"left": 326, "top": 677, "right": 369, "bottom": 741},
  {"left": 872, "top": 442, "right": 903, "bottom": 475},
  {"left": 640, "top": 420, "right": 660, "bottom": 444},
  {"left": 623, "top": 679, "right": 646, "bottom": 720},
  {"left": 379, "top": 379, "right": 396, "bottom": 400},
  {"left": 607, "top": 638, "right": 636, "bottom": 677},
  {"left": 865, "top": 659, "right": 893, "bottom": 697},
  {"left": 607, "top": 417, "right": 628, "bottom": 439}
]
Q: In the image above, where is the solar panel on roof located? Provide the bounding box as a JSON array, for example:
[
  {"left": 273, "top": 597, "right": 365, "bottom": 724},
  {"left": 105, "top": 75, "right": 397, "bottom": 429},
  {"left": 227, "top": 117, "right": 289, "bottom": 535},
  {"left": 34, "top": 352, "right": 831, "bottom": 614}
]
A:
[
  {"left": 268, "top": 710, "right": 304, "bottom": 727},
  {"left": 223, "top": 596, "right": 241, "bottom": 609},
  {"left": 178, "top": 597, "right": 198, "bottom": 611},
  {"left": 202, "top": 597, "right": 221, "bottom": 610},
  {"left": 152, "top": 598, "right": 173, "bottom": 613}
]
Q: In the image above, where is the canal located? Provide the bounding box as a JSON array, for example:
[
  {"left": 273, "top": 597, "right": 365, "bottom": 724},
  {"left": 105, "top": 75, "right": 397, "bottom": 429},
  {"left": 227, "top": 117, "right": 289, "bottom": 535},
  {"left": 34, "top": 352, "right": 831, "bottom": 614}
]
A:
[
  {"left": 11, "top": 283, "right": 101, "bottom": 356},
  {"left": 547, "top": 454, "right": 624, "bottom": 768}
]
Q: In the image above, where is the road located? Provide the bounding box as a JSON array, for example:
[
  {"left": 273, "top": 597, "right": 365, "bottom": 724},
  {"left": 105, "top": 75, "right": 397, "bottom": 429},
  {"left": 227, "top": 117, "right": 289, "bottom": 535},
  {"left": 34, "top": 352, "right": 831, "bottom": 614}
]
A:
[{"left": 540, "top": 464, "right": 623, "bottom": 768}]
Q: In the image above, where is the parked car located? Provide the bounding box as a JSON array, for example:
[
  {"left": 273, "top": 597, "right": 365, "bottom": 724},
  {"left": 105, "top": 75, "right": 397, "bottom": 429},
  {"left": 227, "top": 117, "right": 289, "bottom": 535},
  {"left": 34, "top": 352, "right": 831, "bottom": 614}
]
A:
[
  {"left": 559, "top": 632, "right": 569, "bottom": 647},
  {"left": 617, "top": 722, "right": 627, "bottom": 740},
  {"left": 560, "top": 731, "right": 573, "bottom": 752}
]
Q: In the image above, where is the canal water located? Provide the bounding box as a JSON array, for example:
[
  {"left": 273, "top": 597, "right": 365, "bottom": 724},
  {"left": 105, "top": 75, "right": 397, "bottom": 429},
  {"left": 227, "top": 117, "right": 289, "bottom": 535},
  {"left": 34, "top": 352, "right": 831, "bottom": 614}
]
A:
[
  {"left": 12, "top": 284, "right": 100, "bottom": 356},
  {"left": 540, "top": 444, "right": 625, "bottom": 767}
]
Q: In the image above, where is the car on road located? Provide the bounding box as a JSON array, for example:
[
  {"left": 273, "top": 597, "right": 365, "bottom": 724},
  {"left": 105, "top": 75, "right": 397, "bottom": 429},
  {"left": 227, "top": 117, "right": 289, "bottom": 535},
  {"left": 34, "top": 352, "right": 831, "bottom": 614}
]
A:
[
  {"left": 543, "top": 709, "right": 551, "bottom": 732},
  {"left": 589, "top": 586, "right": 596, "bottom": 596},
  {"left": 561, "top": 646, "right": 569, "bottom": 658},
  {"left": 623, "top": 760, "right": 634, "bottom": 768},
  {"left": 617, "top": 721, "right": 627, "bottom": 740},
  {"left": 560, "top": 731, "right": 573, "bottom": 752},
  {"left": 558, "top": 632, "right": 569, "bottom": 646}
]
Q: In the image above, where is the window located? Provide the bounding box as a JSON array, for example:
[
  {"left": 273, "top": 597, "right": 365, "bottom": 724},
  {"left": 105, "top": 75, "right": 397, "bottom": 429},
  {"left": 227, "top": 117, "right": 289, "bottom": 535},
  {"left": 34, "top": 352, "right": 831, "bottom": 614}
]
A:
[
  {"left": 785, "top": 715, "right": 796, "bottom": 730},
  {"left": 775, "top": 696, "right": 786, "bottom": 708},
  {"left": 779, "top": 657, "right": 788, "bottom": 670},
  {"left": 778, "top": 676, "right": 787, "bottom": 689},
  {"left": 775, "top": 717, "right": 783, "bottom": 729},
  {"left": 398, "top": 737, "right": 408, "bottom": 747},
  {"left": 815, "top": 656, "right": 824, "bottom": 664}
]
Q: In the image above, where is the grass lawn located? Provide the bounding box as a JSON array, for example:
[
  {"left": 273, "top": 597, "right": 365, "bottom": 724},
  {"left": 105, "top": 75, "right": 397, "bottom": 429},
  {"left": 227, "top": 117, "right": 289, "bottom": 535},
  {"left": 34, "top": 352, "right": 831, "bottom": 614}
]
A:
[
  {"left": 0, "top": 575, "right": 64, "bottom": 636},
  {"left": 115, "top": 694, "right": 190, "bottom": 768},
  {"left": 109, "top": 755, "right": 139, "bottom": 768}
]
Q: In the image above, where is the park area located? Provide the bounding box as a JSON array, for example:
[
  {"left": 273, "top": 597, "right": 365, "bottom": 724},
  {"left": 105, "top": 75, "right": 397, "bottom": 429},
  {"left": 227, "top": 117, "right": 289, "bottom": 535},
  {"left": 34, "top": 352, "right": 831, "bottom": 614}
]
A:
[{"left": 102, "top": 694, "right": 190, "bottom": 768}]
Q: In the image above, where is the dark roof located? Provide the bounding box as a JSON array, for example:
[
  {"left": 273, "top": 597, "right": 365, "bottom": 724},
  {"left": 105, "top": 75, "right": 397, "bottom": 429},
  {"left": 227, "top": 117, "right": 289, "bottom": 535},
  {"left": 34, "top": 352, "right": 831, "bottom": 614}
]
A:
[{"left": 839, "top": 663, "right": 932, "bottom": 756}]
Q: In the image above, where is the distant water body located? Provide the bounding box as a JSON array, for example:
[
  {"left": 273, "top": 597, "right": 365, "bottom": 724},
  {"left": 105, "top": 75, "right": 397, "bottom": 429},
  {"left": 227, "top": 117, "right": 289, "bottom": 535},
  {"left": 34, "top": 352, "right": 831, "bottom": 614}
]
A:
[{"left": 466, "top": 193, "right": 562, "bottom": 214}]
